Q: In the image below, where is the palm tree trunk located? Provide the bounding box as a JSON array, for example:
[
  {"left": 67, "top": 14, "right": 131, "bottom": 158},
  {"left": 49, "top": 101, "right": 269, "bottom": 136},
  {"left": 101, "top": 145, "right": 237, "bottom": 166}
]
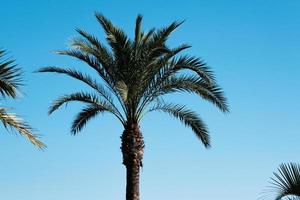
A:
[{"left": 121, "top": 122, "right": 144, "bottom": 200}]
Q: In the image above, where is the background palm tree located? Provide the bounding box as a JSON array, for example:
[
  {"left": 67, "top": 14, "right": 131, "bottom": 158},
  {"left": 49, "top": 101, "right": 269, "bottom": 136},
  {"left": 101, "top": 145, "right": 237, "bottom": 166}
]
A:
[
  {"left": 0, "top": 49, "right": 45, "bottom": 149},
  {"left": 269, "top": 163, "right": 300, "bottom": 200},
  {"left": 38, "top": 13, "right": 228, "bottom": 200}
]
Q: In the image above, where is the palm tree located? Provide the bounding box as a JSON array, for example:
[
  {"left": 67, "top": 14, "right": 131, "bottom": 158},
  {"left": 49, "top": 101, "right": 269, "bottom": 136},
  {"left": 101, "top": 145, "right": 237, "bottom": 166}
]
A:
[
  {"left": 0, "top": 49, "right": 45, "bottom": 148},
  {"left": 269, "top": 163, "right": 300, "bottom": 200},
  {"left": 37, "top": 13, "right": 228, "bottom": 200}
]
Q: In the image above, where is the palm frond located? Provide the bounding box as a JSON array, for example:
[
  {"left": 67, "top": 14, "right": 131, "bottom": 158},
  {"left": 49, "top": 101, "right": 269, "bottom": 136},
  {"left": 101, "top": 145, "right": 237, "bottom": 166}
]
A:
[
  {"left": 148, "top": 20, "right": 184, "bottom": 49},
  {"left": 67, "top": 33, "right": 115, "bottom": 77},
  {"left": 49, "top": 92, "right": 124, "bottom": 123},
  {"left": 0, "top": 50, "right": 22, "bottom": 98},
  {"left": 147, "top": 103, "right": 210, "bottom": 148},
  {"left": 94, "top": 12, "right": 115, "bottom": 36},
  {"left": 0, "top": 108, "right": 46, "bottom": 149},
  {"left": 270, "top": 163, "right": 300, "bottom": 200},
  {"left": 135, "top": 14, "right": 143, "bottom": 44},
  {"left": 172, "top": 55, "right": 216, "bottom": 84},
  {"left": 56, "top": 49, "right": 113, "bottom": 80},
  {"left": 144, "top": 75, "right": 228, "bottom": 113},
  {"left": 75, "top": 28, "right": 106, "bottom": 51},
  {"left": 95, "top": 12, "right": 130, "bottom": 54},
  {"left": 71, "top": 104, "right": 107, "bottom": 134},
  {"left": 165, "top": 76, "right": 228, "bottom": 112}
]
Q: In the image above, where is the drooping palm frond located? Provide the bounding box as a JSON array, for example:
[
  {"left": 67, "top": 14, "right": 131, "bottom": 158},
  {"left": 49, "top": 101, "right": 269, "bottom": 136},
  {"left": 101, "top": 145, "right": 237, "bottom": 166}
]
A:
[
  {"left": 49, "top": 91, "right": 124, "bottom": 123},
  {"left": 0, "top": 50, "right": 22, "bottom": 98},
  {"left": 71, "top": 104, "right": 109, "bottom": 135},
  {"left": 270, "top": 163, "right": 300, "bottom": 200},
  {"left": 38, "top": 13, "right": 228, "bottom": 146},
  {"left": 172, "top": 55, "right": 216, "bottom": 84},
  {"left": 147, "top": 102, "right": 210, "bottom": 147},
  {"left": 0, "top": 108, "right": 45, "bottom": 149},
  {"left": 144, "top": 75, "right": 228, "bottom": 112}
]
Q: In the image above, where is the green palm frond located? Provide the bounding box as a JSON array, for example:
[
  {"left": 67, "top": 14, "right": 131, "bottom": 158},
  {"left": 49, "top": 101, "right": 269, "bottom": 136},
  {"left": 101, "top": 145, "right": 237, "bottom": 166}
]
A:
[
  {"left": 147, "top": 102, "right": 210, "bottom": 147},
  {"left": 71, "top": 104, "right": 108, "bottom": 134},
  {"left": 95, "top": 12, "right": 115, "bottom": 36},
  {"left": 140, "top": 75, "right": 228, "bottom": 115},
  {"left": 56, "top": 49, "right": 100, "bottom": 70},
  {"left": 172, "top": 55, "right": 216, "bottom": 84},
  {"left": 0, "top": 108, "right": 46, "bottom": 149},
  {"left": 148, "top": 20, "right": 184, "bottom": 49},
  {"left": 159, "top": 76, "right": 228, "bottom": 112},
  {"left": 75, "top": 28, "right": 105, "bottom": 51},
  {"left": 0, "top": 50, "right": 22, "bottom": 98},
  {"left": 270, "top": 163, "right": 300, "bottom": 200},
  {"left": 58, "top": 43, "right": 113, "bottom": 78},
  {"left": 134, "top": 14, "right": 143, "bottom": 44},
  {"left": 95, "top": 12, "right": 130, "bottom": 57},
  {"left": 49, "top": 92, "right": 124, "bottom": 123}
]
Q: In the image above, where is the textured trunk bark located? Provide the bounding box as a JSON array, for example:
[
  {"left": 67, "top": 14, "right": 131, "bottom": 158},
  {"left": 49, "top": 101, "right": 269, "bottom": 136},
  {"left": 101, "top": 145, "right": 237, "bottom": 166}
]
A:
[
  {"left": 121, "top": 122, "right": 144, "bottom": 200},
  {"left": 125, "top": 159, "right": 140, "bottom": 200}
]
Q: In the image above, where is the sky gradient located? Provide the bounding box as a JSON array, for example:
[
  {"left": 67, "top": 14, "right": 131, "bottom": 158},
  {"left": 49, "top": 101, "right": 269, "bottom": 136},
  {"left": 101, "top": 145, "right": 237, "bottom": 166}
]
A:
[{"left": 0, "top": 0, "right": 300, "bottom": 200}]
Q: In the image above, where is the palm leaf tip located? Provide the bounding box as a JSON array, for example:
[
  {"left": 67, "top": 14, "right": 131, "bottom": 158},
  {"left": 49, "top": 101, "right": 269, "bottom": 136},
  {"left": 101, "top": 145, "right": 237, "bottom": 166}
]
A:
[
  {"left": 71, "top": 104, "right": 103, "bottom": 135},
  {"left": 94, "top": 12, "right": 115, "bottom": 35},
  {"left": 148, "top": 103, "right": 210, "bottom": 148},
  {"left": 0, "top": 109, "right": 46, "bottom": 149},
  {"left": 135, "top": 14, "right": 143, "bottom": 42},
  {"left": 196, "top": 81, "right": 229, "bottom": 113}
]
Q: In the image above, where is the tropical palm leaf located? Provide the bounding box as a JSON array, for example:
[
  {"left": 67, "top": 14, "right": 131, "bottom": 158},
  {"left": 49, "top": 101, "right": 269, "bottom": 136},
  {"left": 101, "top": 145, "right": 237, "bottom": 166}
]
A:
[
  {"left": 147, "top": 102, "right": 210, "bottom": 147},
  {"left": 71, "top": 104, "right": 110, "bottom": 135},
  {"left": 49, "top": 91, "right": 123, "bottom": 121},
  {"left": 172, "top": 55, "right": 216, "bottom": 84},
  {"left": 149, "top": 75, "right": 228, "bottom": 112},
  {"left": 0, "top": 108, "right": 45, "bottom": 149},
  {"left": 270, "top": 163, "right": 300, "bottom": 200}
]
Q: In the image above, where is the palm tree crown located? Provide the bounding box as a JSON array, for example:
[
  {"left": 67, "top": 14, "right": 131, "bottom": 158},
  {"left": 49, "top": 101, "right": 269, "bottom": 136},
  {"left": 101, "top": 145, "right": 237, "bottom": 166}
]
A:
[
  {"left": 38, "top": 13, "right": 228, "bottom": 147},
  {"left": 269, "top": 163, "right": 300, "bottom": 200},
  {"left": 0, "top": 49, "right": 45, "bottom": 148},
  {"left": 38, "top": 13, "right": 229, "bottom": 200}
]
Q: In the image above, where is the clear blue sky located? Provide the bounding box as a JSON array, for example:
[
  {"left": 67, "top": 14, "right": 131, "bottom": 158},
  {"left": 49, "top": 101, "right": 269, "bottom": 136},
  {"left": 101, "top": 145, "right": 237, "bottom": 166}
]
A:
[{"left": 0, "top": 0, "right": 299, "bottom": 200}]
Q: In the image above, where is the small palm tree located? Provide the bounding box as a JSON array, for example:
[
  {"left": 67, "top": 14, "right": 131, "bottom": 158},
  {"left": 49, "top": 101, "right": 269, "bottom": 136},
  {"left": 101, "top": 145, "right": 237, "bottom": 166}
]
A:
[
  {"left": 38, "top": 13, "right": 228, "bottom": 200},
  {"left": 269, "top": 163, "right": 300, "bottom": 200},
  {"left": 0, "top": 49, "right": 45, "bottom": 149}
]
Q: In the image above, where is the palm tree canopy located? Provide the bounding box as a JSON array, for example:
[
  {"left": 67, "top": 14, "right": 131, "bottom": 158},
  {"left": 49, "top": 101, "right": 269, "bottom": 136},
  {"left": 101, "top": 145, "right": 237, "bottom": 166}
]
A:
[
  {"left": 270, "top": 163, "right": 300, "bottom": 200},
  {"left": 38, "top": 13, "right": 228, "bottom": 148},
  {"left": 0, "top": 49, "right": 45, "bottom": 149}
]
